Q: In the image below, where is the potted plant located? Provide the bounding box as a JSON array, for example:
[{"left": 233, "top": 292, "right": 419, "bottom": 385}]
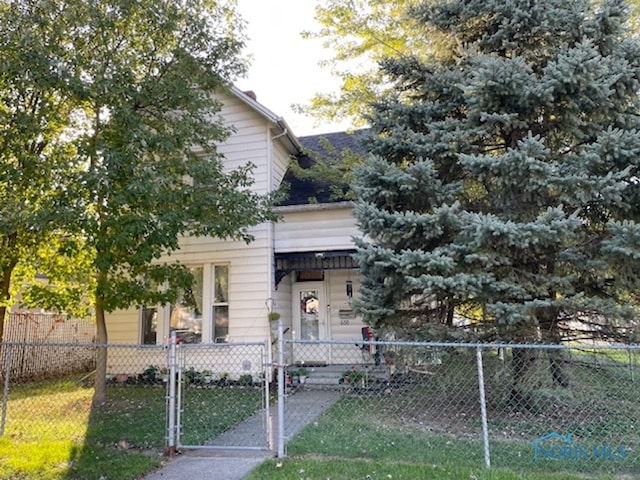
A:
[
  {"left": 202, "top": 369, "right": 213, "bottom": 384},
  {"left": 159, "top": 366, "right": 169, "bottom": 382},
  {"left": 218, "top": 372, "right": 230, "bottom": 386},
  {"left": 297, "top": 367, "right": 309, "bottom": 384},
  {"left": 342, "top": 366, "right": 365, "bottom": 387}
]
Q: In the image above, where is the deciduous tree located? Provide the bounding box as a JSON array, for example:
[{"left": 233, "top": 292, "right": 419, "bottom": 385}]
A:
[
  {"left": 0, "top": 0, "right": 85, "bottom": 341},
  {"left": 66, "top": 0, "right": 273, "bottom": 405},
  {"left": 2, "top": 0, "right": 274, "bottom": 406},
  {"left": 301, "top": 0, "right": 429, "bottom": 127}
]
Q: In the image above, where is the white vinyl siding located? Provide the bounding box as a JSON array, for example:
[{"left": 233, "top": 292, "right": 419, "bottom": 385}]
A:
[
  {"left": 274, "top": 204, "right": 359, "bottom": 253},
  {"left": 325, "top": 270, "right": 364, "bottom": 341},
  {"left": 106, "top": 91, "right": 288, "bottom": 344}
]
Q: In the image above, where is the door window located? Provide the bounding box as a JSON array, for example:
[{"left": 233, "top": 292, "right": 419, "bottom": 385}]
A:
[{"left": 299, "top": 290, "right": 320, "bottom": 340}]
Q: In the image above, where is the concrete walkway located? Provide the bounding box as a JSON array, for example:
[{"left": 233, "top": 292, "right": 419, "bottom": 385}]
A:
[{"left": 142, "top": 388, "right": 342, "bottom": 480}]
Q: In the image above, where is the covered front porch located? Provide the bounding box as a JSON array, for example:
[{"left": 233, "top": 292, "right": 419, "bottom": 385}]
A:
[{"left": 273, "top": 249, "right": 367, "bottom": 366}]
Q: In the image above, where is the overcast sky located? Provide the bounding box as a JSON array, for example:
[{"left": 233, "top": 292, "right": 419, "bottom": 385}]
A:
[{"left": 235, "top": 0, "right": 350, "bottom": 137}]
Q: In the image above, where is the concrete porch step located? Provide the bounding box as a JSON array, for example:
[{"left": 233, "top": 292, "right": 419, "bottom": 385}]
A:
[{"left": 292, "top": 364, "right": 389, "bottom": 386}]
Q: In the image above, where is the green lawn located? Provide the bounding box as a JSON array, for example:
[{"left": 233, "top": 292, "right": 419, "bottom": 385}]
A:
[
  {"left": 248, "top": 458, "right": 601, "bottom": 480},
  {"left": 247, "top": 404, "right": 632, "bottom": 480},
  {"left": 3, "top": 352, "right": 639, "bottom": 480},
  {"left": 0, "top": 376, "right": 264, "bottom": 480},
  {"left": 246, "top": 351, "right": 640, "bottom": 480}
]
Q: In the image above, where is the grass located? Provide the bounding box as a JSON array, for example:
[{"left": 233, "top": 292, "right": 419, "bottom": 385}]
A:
[
  {"left": 272, "top": 401, "right": 637, "bottom": 478},
  {"left": 245, "top": 350, "right": 640, "bottom": 480},
  {"left": 248, "top": 458, "right": 601, "bottom": 480},
  {"left": 0, "top": 376, "right": 160, "bottom": 480},
  {"left": 0, "top": 375, "right": 264, "bottom": 480},
  {"left": 4, "top": 349, "right": 639, "bottom": 480},
  {"left": 569, "top": 344, "right": 640, "bottom": 368},
  {"left": 180, "top": 386, "right": 266, "bottom": 445}
]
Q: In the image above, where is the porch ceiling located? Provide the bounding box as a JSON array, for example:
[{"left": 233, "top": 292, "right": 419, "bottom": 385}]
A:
[{"left": 275, "top": 249, "right": 358, "bottom": 286}]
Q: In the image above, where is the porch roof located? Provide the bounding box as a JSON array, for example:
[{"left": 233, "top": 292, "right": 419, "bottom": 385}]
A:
[{"left": 275, "top": 249, "right": 358, "bottom": 286}]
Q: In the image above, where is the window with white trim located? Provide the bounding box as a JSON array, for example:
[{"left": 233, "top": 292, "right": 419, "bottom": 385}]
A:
[
  {"left": 170, "top": 266, "right": 204, "bottom": 344},
  {"left": 213, "top": 265, "right": 229, "bottom": 343},
  {"left": 141, "top": 306, "right": 158, "bottom": 345}
]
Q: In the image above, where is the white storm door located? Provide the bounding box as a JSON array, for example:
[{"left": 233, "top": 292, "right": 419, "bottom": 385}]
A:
[{"left": 293, "top": 282, "right": 329, "bottom": 364}]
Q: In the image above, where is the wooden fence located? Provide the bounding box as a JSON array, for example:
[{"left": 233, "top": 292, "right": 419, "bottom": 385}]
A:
[{"left": 1, "top": 313, "right": 96, "bottom": 381}]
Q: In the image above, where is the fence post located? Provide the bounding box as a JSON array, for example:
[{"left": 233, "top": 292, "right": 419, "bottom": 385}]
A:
[
  {"left": 263, "top": 340, "right": 271, "bottom": 450},
  {"left": 277, "top": 316, "right": 285, "bottom": 458},
  {"left": 629, "top": 347, "right": 635, "bottom": 383},
  {"left": 476, "top": 347, "right": 491, "bottom": 468},
  {"left": 165, "top": 331, "right": 178, "bottom": 457},
  {"left": 1, "top": 344, "right": 12, "bottom": 437}
]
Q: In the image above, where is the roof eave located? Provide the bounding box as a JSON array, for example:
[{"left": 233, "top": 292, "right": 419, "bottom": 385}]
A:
[
  {"left": 229, "top": 85, "right": 303, "bottom": 153},
  {"left": 273, "top": 200, "right": 354, "bottom": 213}
]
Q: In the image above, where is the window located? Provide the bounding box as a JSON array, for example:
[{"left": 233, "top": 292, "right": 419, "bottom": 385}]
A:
[
  {"left": 170, "top": 266, "right": 204, "bottom": 344},
  {"left": 213, "top": 265, "right": 229, "bottom": 343},
  {"left": 141, "top": 307, "right": 157, "bottom": 345},
  {"left": 297, "top": 270, "right": 324, "bottom": 282}
]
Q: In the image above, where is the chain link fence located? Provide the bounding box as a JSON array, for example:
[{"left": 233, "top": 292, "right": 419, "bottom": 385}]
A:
[
  {"left": 1, "top": 338, "right": 640, "bottom": 477},
  {"left": 0, "top": 343, "right": 168, "bottom": 448},
  {"left": 282, "top": 339, "right": 640, "bottom": 477},
  {"left": 0, "top": 341, "right": 272, "bottom": 455}
]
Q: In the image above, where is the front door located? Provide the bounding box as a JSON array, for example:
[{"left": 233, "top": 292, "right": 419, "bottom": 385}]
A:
[{"left": 293, "top": 282, "right": 329, "bottom": 364}]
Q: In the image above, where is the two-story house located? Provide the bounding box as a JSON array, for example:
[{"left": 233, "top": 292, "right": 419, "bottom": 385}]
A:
[{"left": 105, "top": 86, "right": 367, "bottom": 369}]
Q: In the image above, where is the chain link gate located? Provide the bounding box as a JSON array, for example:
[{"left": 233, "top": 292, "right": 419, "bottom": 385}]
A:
[{"left": 165, "top": 333, "right": 272, "bottom": 453}]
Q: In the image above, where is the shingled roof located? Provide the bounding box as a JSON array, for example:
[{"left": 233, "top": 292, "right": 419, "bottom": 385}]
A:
[{"left": 279, "top": 129, "right": 369, "bottom": 206}]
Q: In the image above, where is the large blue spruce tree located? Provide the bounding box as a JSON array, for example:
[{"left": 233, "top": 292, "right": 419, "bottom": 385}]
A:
[{"left": 354, "top": 0, "right": 640, "bottom": 364}]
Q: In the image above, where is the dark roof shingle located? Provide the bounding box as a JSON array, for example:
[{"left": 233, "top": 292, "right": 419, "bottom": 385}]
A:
[{"left": 279, "top": 129, "right": 369, "bottom": 206}]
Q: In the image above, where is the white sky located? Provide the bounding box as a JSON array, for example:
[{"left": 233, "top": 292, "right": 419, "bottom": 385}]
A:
[{"left": 235, "top": 0, "right": 351, "bottom": 137}]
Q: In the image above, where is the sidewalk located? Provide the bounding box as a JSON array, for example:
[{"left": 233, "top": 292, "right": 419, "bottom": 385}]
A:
[{"left": 142, "top": 389, "right": 342, "bottom": 480}]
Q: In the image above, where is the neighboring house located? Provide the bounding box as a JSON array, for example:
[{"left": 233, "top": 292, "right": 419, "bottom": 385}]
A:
[{"left": 105, "top": 86, "right": 368, "bottom": 369}]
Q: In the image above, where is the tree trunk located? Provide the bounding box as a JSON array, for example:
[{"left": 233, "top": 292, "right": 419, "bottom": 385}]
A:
[
  {"left": 92, "top": 295, "right": 108, "bottom": 406},
  {"left": 445, "top": 303, "right": 454, "bottom": 327},
  {"left": 536, "top": 305, "right": 570, "bottom": 387},
  {"left": 509, "top": 347, "right": 537, "bottom": 408},
  {"left": 0, "top": 304, "right": 5, "bottom": 343}
]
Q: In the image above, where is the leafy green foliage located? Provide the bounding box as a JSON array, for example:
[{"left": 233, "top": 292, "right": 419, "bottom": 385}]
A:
[
  {"left": 0, "top": 0, "right": 86, "bottom": 337},
  {"left": 0, "top": 0, "right": 274, "bottom": 404},
  {"left": 62, "top": 0, "right": 266, "bottom": 313},
  {"left": 300, "top": 0, "right": 444, "bottom": 127},
  {"left": 354, "top": 0, "right": 640, "bottom": 342},
  {"left": 286, "top": 135, "right": 364, "bottom": 203}
]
